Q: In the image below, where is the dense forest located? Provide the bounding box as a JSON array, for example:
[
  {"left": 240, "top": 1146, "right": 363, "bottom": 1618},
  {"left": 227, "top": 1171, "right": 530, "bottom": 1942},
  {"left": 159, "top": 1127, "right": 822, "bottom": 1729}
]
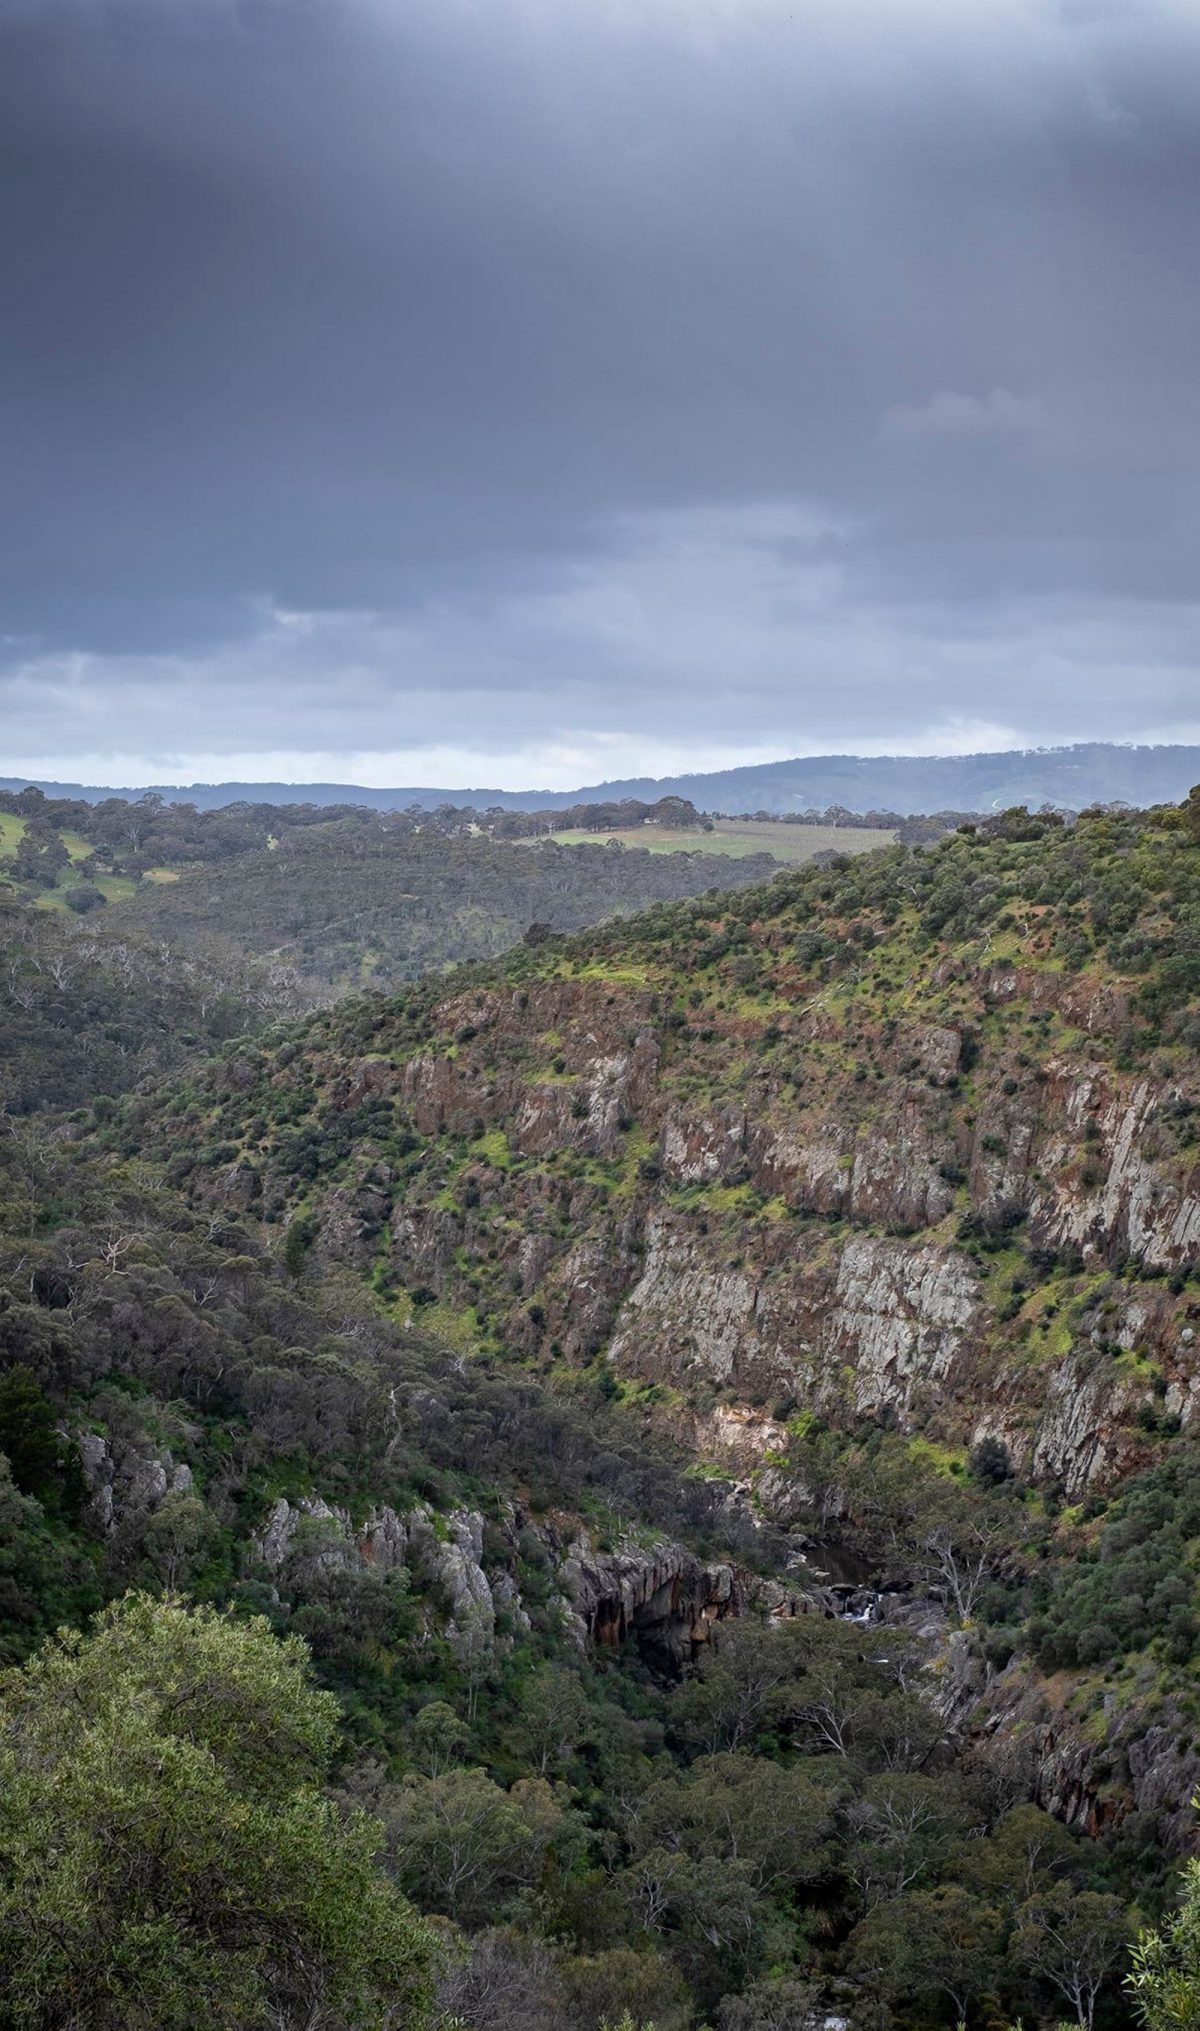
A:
[
  {"left": 117, "top": 828, "right": 782, "bottom": 991},
  {"left": 0, "top": 900, "right": 305, "bottom": 1113},
  {"left": 0, "top": 787, "right": 722, "bottom": 883},
  {"left": 0, "top": 785, "right": 946, "bottom": 997},
  {"left": 0, "top": 794, "right": 1199, "bottom": 2027}
]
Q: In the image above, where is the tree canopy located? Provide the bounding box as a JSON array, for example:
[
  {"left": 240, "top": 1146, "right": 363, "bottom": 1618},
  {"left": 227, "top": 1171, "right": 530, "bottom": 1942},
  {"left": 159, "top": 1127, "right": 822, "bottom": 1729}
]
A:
[{"left": 0, "top": 1594, "right": 439, "bottom": 2030}]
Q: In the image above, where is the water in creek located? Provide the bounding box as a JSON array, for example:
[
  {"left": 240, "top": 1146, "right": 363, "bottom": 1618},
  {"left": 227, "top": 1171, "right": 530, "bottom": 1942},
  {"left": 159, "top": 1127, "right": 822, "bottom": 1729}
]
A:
[{"left": 790, "top": 1541, "right": 894, "bottom": 1624}]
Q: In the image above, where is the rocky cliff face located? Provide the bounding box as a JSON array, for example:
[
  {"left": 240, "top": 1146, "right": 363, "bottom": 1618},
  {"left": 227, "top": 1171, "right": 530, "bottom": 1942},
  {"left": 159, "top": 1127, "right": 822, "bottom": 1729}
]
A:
[
  {"left": 271, "top": 970, "right": 1198, "bottom": 1501},
  {"left": 162, "top": 817, "right": 1200, "bottom": 1508},
  {"left": 971, "top": 1656, "right": 1200, "bottom": 1853},
  {"left": 255, "top": 1495, "right": 502, "bottom": 1655},
  {"left": 77, "top": 1428, "right": 194, "bottom": 1534},
  {"left": 559, "top": 1530, "right": 740, "bottom": 1661}
]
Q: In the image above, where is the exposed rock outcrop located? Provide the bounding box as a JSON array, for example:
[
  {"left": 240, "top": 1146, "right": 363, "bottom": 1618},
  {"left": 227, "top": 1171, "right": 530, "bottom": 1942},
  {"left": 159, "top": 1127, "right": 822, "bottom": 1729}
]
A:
[
  {"left": 77, "top": 1429, "right": 193, "bottom": 1533},
  {"left": 972, "top": 1658, "right": 1200, "bottom": 1853},
  {"left": 284, "top": 968, "right": 1200, "bottom": 1503},
  {"left": 254, "top": 1494, "right": 497, "bottom": 1654},
  {"left": 559, "top": 1528, "right": 740, "bottom": 1662},
  {"left": 252, "top": 1496, "right": 740, "bottom": 1664}
]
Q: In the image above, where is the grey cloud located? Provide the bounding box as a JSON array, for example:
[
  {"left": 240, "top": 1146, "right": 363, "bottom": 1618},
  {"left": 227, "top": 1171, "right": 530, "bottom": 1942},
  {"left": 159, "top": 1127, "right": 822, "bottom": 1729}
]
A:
[
  {"left": 882, "top": 391, "right": 1046, "bottom": 440},
  {"left": 5, "top": 503, "right": 1199, "bottom": 785},
  {"left": 2, "top": 0, "right": 1200, "bottom": 776}
]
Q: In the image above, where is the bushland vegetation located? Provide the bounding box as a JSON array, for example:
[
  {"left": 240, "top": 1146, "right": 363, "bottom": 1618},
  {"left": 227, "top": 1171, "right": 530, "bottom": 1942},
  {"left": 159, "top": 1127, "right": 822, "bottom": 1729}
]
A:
[{"left": 0, "top": 796, "right": 1198, "bottom": 2026}]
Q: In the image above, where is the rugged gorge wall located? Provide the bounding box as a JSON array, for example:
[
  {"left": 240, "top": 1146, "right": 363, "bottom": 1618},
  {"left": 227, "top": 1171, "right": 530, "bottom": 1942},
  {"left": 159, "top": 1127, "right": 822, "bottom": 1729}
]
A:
[
  {"left": 375, "top": 976, "right": 1196, "bottom": 1502},
  {"left": 156, "top": 815, "right": 1200, "bottom": 1509},
  {"left": 246, "top": 1006, "right": 1196, "bottom": 1498}
]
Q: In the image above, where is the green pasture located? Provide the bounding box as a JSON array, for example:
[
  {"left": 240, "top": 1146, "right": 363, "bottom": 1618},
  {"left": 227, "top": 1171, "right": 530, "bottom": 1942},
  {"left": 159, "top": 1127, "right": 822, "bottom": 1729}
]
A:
[{"left": 543, "top": 818, "right": 894, "bottom": 863}]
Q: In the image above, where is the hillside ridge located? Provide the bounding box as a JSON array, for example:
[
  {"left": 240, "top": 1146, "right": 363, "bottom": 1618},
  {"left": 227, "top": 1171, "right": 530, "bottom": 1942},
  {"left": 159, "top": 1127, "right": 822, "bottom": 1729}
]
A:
[
  {"left": 6, "top": 738, "right": 1200, "bottom": 815},
  {"left": 145, "top": 801, "right": 1200, "bottom": 1498}
]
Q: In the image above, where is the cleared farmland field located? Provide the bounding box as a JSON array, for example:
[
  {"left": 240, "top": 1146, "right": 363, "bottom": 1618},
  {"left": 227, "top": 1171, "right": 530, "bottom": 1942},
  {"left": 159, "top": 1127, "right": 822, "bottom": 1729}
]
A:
[{"left": 544, "top": 818, "right": 894, "bottom": 861}]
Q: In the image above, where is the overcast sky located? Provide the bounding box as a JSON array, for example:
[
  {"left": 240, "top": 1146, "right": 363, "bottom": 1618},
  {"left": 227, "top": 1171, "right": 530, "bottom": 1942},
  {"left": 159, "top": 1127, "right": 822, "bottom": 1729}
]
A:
[{"left": 3, "top": 0, "right": 1199, "bottom": 789}]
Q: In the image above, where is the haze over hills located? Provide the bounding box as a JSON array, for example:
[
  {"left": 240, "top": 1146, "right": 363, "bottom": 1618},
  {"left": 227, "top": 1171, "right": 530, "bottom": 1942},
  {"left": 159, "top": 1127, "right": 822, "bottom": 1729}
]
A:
[{"left": 5, "top": 740, "right": 1200, "bottom": 817}]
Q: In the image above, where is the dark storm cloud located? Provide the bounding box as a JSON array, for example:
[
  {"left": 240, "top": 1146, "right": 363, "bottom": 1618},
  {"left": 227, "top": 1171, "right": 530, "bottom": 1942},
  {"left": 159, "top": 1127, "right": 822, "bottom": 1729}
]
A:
[{"left": 2, "top": 0, "right": 1199, "bottom": 780}]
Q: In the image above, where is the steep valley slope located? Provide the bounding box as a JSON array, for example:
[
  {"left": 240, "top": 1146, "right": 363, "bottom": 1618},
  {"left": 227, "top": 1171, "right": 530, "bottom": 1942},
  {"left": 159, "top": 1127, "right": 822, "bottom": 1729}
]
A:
[
  {"left": 126, "top": 799, "right": 1200, "bottom": 1843},
  {"left": 151, "top": 803, "right": 1200, "bottom": 1495}
]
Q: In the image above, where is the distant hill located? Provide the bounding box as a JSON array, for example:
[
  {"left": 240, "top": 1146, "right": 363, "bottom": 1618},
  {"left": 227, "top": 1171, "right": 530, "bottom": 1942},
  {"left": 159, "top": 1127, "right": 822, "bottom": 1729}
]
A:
[
  {"left": 567, "top": 742, "right": 1200, "bottom": 816},
  {"left": 4, "top": 741, "right": 1200, "bottom": 815},
  {"left": 0, "top": 790, "right": 890, "bottom": 990}
]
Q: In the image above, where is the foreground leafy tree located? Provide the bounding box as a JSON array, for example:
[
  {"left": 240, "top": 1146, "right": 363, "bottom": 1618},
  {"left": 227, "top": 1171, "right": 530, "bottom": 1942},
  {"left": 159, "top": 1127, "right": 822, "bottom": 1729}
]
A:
[
  {"left": 435, "top": 1930, "right": 689, "bottom": 2031},
  {"left": 0, "top": 1456, "right": 94, "bottom": 1665},
  {"left": 370, "top": 1765, "right": 588, "bottom": 1929},
  {"left": 0, "top": 1594, "right": 439, "bottom": 2031},
  {"left": 1129, "top": 1858, "right": 1200, "bottom": 2031}
]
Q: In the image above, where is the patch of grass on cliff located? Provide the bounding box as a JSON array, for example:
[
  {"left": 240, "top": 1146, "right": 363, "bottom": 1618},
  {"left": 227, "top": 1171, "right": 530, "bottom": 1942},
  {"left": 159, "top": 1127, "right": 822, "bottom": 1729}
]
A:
[
  {"left": 411, "top": 1296, "right": 487, "bottom": 1355},
  {"left": 666, "top": 1180, "right": 763, "bottom": 1219},
  {"left": 1113, "top": 1347, "right": 1165, "bottom": 1387},
  {"left": 432, "top": 1167, "right": 466, "bottom": 1211},
  {"left": 908, "top": 1434, "right": 968, "bottom": 1479},
  {"left": 550, "top": 1151, "right": 636, "bottom": 1199},
  {"left": 469, "top": 1128, "right": 511, "bottom": 1169},
  {"left": 538, "top": 956, "right": 656, "bottom": 988},
  {"left": 1036, "top": 1316, "right": 1077, "bottom": 1362},
  {"left": 608, "top": 1158, "right": 649, "bottom": 1204},
  {"left": 609, "top": 1373, "right": 679, "bottom": 1411}
]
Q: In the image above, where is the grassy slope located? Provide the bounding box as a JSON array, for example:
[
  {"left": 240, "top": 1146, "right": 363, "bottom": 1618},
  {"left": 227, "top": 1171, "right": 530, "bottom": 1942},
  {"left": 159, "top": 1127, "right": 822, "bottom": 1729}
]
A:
[{"left": 0, "top": 812, "right": 164, "bottom": 910}]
